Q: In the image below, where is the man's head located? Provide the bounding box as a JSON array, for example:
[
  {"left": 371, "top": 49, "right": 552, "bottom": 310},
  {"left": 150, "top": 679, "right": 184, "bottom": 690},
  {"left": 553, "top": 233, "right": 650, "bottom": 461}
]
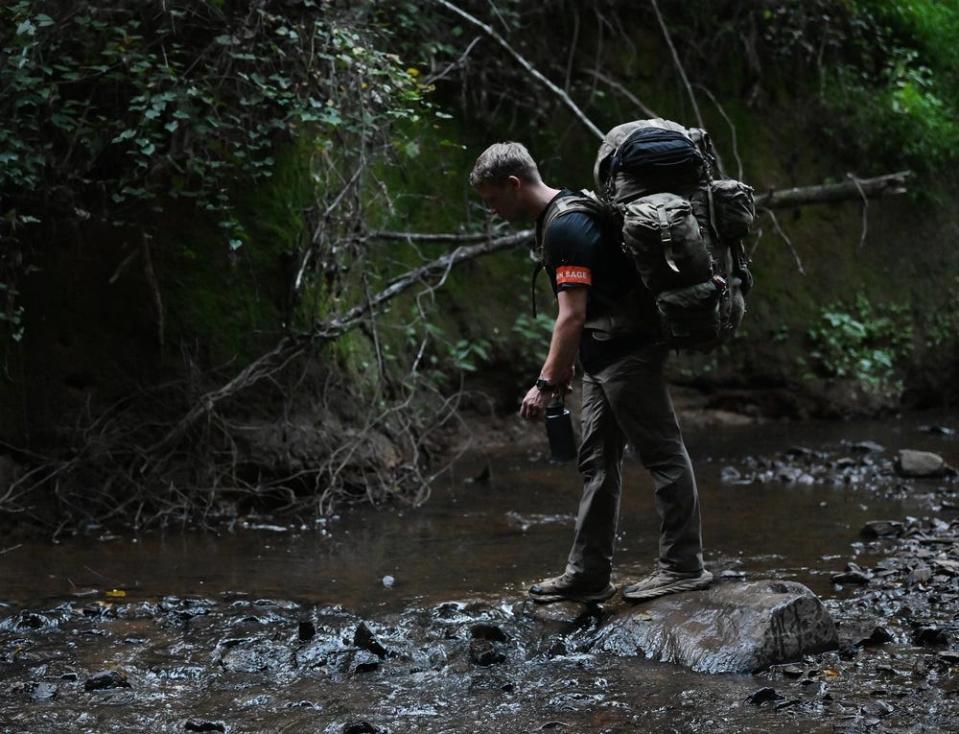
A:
[{"left": 469, "top": 142, "right": 544, "bottom": 223}]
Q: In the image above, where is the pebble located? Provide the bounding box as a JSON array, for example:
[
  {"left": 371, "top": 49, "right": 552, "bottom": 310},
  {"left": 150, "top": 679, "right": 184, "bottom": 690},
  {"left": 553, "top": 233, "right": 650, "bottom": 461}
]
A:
[{"left": 382, "top": 575, "right": 395, "bottom": 588}]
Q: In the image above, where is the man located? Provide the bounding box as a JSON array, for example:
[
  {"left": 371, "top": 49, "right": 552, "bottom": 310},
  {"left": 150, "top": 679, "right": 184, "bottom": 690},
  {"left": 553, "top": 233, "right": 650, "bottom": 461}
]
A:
[{"left": 469, "top": 141, "right": 712, "bottom": 603}]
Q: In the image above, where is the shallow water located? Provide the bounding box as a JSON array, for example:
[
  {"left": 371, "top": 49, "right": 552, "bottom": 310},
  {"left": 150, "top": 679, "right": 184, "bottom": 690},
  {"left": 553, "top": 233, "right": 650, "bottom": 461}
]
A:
[{"left": 1, "top": 412, "right": 957, "bottom": 733}]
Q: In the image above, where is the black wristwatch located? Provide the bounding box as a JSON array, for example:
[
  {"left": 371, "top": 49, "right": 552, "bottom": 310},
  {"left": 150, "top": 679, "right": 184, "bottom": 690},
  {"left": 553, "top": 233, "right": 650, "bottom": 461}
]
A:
[{"left": 535, "top": 377, "right": 556, "bottom": 393}]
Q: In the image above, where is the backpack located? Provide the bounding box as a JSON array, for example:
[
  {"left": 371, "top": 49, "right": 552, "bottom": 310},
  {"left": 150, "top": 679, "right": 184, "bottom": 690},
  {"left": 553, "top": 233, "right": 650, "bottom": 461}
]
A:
[{"left": 594, "top": 118, "right": 755, "bottom": 351}]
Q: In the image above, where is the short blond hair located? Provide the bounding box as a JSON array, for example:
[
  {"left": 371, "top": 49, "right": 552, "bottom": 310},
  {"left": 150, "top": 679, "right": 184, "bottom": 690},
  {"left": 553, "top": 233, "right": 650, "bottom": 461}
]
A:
[{"left": 469, "top": 141, "right": 540, "bottom": 187}]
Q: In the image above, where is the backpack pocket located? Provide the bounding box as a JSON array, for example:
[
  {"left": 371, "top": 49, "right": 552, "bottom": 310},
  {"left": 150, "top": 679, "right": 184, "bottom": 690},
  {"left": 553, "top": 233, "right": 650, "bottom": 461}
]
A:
[
  {"left": 710, "top": 179, "right": 756, "bottom": 241},
  {"left": 656, "top": 279, "right": 723, "bottom": 349},
  {"left": 622, "top": 193, "right": 713, "bottom": 292}
]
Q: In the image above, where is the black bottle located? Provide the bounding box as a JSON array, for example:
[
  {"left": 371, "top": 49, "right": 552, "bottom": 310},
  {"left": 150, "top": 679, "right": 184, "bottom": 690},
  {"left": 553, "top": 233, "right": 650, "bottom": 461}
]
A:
[{"left": 545, "top": 397, "right": 577, "bottom": 462}]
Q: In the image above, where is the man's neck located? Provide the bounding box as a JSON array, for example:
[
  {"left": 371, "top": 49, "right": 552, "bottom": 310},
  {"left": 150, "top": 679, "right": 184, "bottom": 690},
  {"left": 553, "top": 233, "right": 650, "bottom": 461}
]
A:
[{"left": 526, "top": 182, "right": 563, "bottom": 220}]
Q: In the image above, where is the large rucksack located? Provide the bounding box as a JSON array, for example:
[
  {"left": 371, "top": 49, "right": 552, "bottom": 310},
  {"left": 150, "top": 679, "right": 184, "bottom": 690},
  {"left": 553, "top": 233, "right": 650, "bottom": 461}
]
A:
[{"left": 594, "top": 118, "right": 755, "bottom": 351}]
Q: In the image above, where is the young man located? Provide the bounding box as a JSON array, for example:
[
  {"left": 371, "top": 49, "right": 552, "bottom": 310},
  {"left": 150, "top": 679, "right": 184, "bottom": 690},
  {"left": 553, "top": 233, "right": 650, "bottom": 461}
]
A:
[{"left": 469, "top": 141, "right": 713, "bottom": 603}]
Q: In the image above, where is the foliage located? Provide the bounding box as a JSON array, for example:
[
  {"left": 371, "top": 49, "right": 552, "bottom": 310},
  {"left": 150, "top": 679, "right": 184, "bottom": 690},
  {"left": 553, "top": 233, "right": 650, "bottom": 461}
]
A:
[
  {"left": 760, "top": 0, "right": 959, "bottom": 173},
  {"left": 804, "top": 294, "right": 912, "bottom": 391},
  {"left": 0, "top": 0, "right": 428, "bottom": 340}
]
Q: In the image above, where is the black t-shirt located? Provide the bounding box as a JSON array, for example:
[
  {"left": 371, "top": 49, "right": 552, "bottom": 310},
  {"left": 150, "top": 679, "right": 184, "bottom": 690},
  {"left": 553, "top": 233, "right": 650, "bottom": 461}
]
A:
[{"left": 537, "top": 189, "right": 657, "bottom": 372}]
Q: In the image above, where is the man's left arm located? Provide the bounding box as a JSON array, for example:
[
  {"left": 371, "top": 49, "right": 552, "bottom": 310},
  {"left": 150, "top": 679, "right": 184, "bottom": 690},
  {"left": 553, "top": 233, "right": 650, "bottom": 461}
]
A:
[{"left": 520, "top": 287, "right": 587, "bottom": 420}]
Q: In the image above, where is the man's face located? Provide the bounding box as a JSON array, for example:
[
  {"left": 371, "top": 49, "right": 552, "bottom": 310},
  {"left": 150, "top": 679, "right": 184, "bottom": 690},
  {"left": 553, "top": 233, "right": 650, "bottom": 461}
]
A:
[{"left": 475, "top": 177, "right": 526, "bottom": 223}]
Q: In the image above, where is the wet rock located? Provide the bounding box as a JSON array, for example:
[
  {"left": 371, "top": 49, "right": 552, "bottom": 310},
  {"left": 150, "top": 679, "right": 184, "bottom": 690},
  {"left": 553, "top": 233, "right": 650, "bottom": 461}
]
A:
[
  {"left": 914, "top": 626, "right": 950, "bottom": 646},
  {"left": 353, "top": 622, "right": 387, "bottom": 658},
  {"left": 343, "top": 723, "right": 377, "bottom": 734},
  {"left": 832, "top": 562, "right": 871, "bottom": 585},
  {"left": 720, "top": 466, "right": 743, "bottom": 483},
  {"left": 908, "top": 565, "right": 933, "bottom": 585},
  {"left": 518, "top": 599, "right": 598, "bottom": 632},
  {"left": 896, "top": 449, "right": 946, "bottom": 478},
  {"left": 858, "top": 626, "right": 894, "bottom": 647},
  {"left": 594, "top": 580, "right": 838, "bottom": 674},
  {"left": 919, "top": 425, "right": 955, "bottom": 436},
  {"left": 298, "top": 620, "right": 316, "bottom": 641},
  {"left": 860, "top": 521, "right": 904, "bottom": 539},
  {"left": 777, "top": 466, "right": 804, "bottom": 483},
  {"left": 216, "top": 637, "right": 292, "bottom": 674},
  {"left": 470, "top": 623, "right": 509, "bottom": 643},
  {"left": 849, "top": 441, "right": 885, "bottom": 454},
  {"left": 863, "top": 700, "right": 894, "bottom": 717},
  {"left": 349, "top": 649, "right": 380, "bottom": 675},
  {"left": 295, "top": 636, "right": 348, "bottom": 669},
  {"left": 31, "top": 681, "right": 58, "bottom": 702},
  {"left": 84, "top": 670, "right": 130, "bottom": 691},
  {"left": 184, "top": 721, "right": 227, "bottom": 732},
  {"left": 938, "top": 650, "right": 959, "bottom": 665},
  {"left": 382, "top": 575, "right": 395, "bottom": 588},
  {"left": 747, "top": 687, "right": 784, "bottom": 704},
  {"left": 469, "top": 638, "right": 506, "bottom": 666}
]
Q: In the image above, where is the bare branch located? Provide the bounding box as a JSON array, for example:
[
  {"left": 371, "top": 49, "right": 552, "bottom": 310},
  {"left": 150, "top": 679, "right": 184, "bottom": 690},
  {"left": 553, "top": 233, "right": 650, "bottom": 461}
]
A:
[
  {"left": 584, "top": 69, "right": 659, "bottom": 119},
  {"left": 847, "top": 172, "right": 870, "bottom": 249},
  {"left": 760, "top": 207, "right": 806, "bottom": 275},
  {"left": 369, "top": 229, "right": 518, "bottom": 243},
  {"left": 693, "top": 84, "right": 741, "bottom": 180},
  {"left": 650, "top": 0, "right": 704, "bottom": 130},
  {"left": 433, "top": 0, "right": 604, "bottom": 140}
]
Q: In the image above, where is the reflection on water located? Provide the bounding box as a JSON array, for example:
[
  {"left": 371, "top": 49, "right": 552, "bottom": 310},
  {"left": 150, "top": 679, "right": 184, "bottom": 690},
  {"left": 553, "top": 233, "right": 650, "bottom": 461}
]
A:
[{"left": 2, "top": 413, "right": 954, "bottom": 611}]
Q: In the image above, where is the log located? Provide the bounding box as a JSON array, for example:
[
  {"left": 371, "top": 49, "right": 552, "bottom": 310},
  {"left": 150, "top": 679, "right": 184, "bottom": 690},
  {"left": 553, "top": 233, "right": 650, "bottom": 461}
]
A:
[{"left": 756, "top": 171, "right": 911, "bottom": 210}]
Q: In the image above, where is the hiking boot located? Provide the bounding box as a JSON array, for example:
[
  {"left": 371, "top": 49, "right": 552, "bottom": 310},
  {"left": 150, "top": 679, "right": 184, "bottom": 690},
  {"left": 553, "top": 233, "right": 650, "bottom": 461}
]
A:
[
  {"left": 528, "top": 572, "right": 616, "bottom": 604},
  {"left": 622, "top": 568, "right": 713, "bottom": 602}
]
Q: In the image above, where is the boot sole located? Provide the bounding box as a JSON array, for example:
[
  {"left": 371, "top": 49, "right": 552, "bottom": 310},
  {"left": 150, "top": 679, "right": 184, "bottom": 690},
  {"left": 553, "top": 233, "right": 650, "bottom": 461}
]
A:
[
  {"left": 529, "top": 583, "right": 616, "bottom": 605},
  {"left": 622, "top": 573, "right": 713, "bottom": 602}
]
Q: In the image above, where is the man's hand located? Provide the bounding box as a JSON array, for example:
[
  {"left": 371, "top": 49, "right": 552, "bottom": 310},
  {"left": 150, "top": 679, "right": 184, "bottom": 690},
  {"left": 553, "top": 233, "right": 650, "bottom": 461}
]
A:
[{"left": 520, "top": 384, "right": 553, "bottom": 421}]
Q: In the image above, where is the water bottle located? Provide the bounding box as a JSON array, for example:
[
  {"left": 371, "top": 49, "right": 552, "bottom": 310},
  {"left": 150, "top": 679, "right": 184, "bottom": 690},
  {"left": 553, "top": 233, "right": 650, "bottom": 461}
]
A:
[{"left": 545, "top": 397, "right": 577, "bottom": 462}]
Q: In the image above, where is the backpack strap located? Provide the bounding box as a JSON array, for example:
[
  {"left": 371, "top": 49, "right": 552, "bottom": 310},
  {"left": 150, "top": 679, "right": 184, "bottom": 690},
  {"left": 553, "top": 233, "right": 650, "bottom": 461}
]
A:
[{"left": 531, "top": 191, "right": 610, "bottom": 317}]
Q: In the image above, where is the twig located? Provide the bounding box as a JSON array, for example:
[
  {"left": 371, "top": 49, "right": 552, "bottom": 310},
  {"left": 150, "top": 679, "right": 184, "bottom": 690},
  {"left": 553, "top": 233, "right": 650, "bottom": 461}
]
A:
[
  {"left": 108, "top": 248, "right": 140, "bottom": 285},
  {"left": 761, "top": 207, "right": 805, "bottom": 275},
  {"left": 434, "top": 0, "right": 604, "bottom": 140},
  {"left": 141, "top": 234, "right": 164, "bottom": 347},
  {"left": 694, "top": 83, "right": 740, "bottom": 180},
  {"left": 650, "top": 0, "right": 704, "bottom": 130},
  {"left": 563, "top": 8, "right": 580, "bottom": 93},
  {"left": 846, "top": 172, "right": 869, "bottom": 249},
  {"left": 369, "top": 229, "right": 515, "bottom": 243},
  {"left": 0, "top": 544, "right": 21, "bottom": 556},
  {"left": 584, "top": 69, "right": 659, "bottom": 118},
  {"left": 423, "top": 36, "right": 483, "bottom": 85}
]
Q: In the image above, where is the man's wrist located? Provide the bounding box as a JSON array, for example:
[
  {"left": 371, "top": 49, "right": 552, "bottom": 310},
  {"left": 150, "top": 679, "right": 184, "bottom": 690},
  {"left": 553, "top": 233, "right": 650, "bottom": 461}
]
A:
[{"left": 535, "top": 377, "right": 557, "bottom": 393}]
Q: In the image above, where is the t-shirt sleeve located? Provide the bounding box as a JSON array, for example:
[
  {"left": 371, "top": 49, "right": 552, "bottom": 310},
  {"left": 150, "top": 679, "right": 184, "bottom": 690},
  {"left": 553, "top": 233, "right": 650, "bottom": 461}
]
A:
[{"left": 544, "top": 212, "right": 602, "bottom": 290}]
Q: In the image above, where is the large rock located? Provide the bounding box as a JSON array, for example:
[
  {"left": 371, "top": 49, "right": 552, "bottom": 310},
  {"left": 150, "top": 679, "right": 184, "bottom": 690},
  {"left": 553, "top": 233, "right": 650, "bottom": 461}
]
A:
[
  {"left": 593, "top": 580, "right": 837, "bottom": 673},
  {"left": 896, "top": 449, "right": 946, "bottom": 478}
]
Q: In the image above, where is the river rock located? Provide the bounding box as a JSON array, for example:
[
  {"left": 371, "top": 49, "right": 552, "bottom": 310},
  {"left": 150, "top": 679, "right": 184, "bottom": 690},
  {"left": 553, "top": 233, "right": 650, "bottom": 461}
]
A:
[
  {"left": 896, "top": 449, "right": 946, "bottom": 478},
  {"left": 861, "top": 520, "right": 904, "bottom": 539},
  {"left": 593, "top": 580, "right": 838, "bottom": 674},
  {"left": 84, "top": 670, "right": 130, "bottom": 691}
]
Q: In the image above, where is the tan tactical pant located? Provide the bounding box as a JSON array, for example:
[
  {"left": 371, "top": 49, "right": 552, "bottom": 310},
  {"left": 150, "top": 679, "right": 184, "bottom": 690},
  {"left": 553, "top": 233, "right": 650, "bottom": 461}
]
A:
[{"left": 565, "top": 345, "right": 704, "bottom": 582}]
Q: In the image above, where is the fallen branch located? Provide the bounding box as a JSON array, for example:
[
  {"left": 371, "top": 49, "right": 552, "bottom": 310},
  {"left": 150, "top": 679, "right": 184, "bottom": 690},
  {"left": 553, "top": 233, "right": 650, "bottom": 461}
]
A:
[
  {"left": 434, "top": 0, "right": 604, "bottom": 140},
  {"left": 756, "top": 171, "right": 911, "bottom": 210}
]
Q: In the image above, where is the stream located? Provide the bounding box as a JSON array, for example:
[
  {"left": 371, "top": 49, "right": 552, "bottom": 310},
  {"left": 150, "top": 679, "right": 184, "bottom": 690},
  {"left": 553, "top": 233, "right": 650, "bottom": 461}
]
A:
[{"left": 2, "top": 413, "right": 958, "bottom": 733}]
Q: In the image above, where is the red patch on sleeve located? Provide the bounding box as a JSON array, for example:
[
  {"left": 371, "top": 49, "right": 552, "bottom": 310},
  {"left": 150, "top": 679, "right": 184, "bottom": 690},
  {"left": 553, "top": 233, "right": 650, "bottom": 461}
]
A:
[{"left": 556, "top": 265, "right": 592, "bottom": 286}]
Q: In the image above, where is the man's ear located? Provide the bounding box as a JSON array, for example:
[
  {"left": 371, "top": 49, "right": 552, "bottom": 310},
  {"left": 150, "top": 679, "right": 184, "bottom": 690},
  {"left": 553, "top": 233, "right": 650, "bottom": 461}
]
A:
[{"left": 506, "top": 175, "right": 522, "bottom": 191}]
